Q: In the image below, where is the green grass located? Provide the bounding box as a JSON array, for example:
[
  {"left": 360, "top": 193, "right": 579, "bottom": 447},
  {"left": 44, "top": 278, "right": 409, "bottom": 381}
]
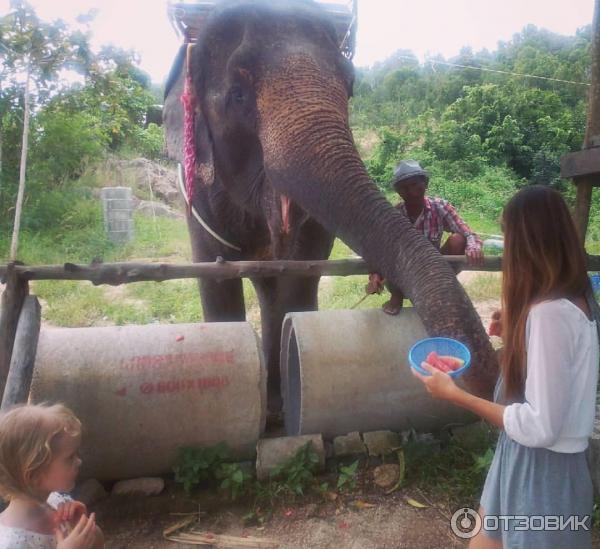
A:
[
  {"left": 463, "top": 273, "right": 502, "bottom": 302},
  {"left": 127, "top": 279, "right": 202, "bottom": 323},
  {"left": 109, "top": 215, "right": 191, "bottom": 262},
  {"left": 33, "top": 280, "right": 151, "bottom": 327}
]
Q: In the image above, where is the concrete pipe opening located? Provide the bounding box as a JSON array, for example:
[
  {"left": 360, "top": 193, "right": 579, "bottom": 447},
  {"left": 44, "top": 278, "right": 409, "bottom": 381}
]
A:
[
  {"left": 280, "top": 309, "right": 476, "bottom": 438},
  {"left": 30, "top": 322, "right": 266, "bottom": 481}
]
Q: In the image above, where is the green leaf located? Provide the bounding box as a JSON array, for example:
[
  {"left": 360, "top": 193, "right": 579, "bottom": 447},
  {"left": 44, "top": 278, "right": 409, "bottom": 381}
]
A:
[{"left": 233, "top": 469, "right": 244, "bottom": 484}]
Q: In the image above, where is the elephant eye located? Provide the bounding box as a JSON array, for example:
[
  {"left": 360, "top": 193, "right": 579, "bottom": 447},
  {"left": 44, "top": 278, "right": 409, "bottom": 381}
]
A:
[{"left": 230, "top": 85, "right": 245, "bottom": 104}]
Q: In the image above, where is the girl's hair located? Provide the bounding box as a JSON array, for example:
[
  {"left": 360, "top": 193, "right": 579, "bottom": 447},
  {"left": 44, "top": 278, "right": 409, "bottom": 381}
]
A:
[
  {"left": 0, "top": 403, "right": 81, "bottom": 501},
  {"left": 501, "top": 185, "right": 590, "bottom": 400}
]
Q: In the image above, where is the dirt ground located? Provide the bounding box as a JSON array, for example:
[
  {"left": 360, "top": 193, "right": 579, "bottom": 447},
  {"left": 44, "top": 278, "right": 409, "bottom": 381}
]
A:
[
  {"left": 96, "top": 474, "right": 600, "bottom": 549},
  {"left": 98, "top": 479, "right": 472, "bottom": 548}
]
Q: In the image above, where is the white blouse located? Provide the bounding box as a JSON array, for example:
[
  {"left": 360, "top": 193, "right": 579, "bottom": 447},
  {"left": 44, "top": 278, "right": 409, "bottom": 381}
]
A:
[
  {"left": 503, "top": 299, "right": 599, "bottom": 452},
  {"left": 0, "top": 493, "right": 71, "bottom": 549}
]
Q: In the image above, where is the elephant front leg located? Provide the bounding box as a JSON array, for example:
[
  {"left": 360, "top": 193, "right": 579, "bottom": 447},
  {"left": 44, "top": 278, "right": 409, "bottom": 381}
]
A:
[
  {"left": 198, "top": 278, "right": 246, "bottom": 322},
  {"left": 252, "top": 275, "right": 320, "bottom": 416}
]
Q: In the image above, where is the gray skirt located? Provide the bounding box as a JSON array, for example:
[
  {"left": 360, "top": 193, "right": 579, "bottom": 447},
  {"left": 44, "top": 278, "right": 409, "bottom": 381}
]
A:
[{"left": 479, "top": 380, "right": 593, "bottom": 548}]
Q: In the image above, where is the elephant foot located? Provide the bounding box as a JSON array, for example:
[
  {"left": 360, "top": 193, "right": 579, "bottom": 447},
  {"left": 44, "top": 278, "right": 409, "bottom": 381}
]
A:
[
  {"left": 266, "top": 410, "right": 284, "bottom": 430},
  {"left": 266, "top": 391, "right": 284, "bottom": 430},
  {"left": 267, "top": 391, "right": 282, "bottom": 414},
  {"left": 382, "top": 298, "right": 403, "bottom": 316}
]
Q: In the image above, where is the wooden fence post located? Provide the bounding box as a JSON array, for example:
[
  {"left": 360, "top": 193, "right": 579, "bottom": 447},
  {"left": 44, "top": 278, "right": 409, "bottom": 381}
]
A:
[
  {"left": 0, "top": 262, "right": 29, "bottom": 398},
  {"left": 1, "top": 296, "right": 41, "bottom": 410}
]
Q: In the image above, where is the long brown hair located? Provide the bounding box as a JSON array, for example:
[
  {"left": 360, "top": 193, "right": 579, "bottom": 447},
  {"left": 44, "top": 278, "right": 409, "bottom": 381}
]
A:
[{"left": 501, "top": 185, "right": 590, "bottom": 401}]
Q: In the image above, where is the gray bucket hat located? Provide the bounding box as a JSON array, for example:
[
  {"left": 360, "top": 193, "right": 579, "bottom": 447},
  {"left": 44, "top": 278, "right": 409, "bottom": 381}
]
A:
[{"left": 392, "top": 160, "right": 429, "bottom": 186}]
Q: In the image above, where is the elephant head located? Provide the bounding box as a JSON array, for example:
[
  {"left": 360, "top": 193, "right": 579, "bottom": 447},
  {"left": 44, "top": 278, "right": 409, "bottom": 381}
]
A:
[{"left": 164, "top": 0, "right": 498, "bottom": 398}]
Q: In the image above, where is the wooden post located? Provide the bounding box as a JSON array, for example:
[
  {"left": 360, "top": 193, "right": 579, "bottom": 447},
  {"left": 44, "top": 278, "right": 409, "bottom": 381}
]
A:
[
  {"left": 1, "top": 296, "right": 41, "bottom": 410},
  {"left": 0, "top": 262, "right": 29, "bottom": 398},
  {"left": 575, "top": 0, "right": 600, "bottom": 242}
]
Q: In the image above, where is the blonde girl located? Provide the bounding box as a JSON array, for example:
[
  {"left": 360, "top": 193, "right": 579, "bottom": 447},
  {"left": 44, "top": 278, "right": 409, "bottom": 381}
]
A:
[{"left": 0, "top": 403, "right": 104, "bottom": 548}]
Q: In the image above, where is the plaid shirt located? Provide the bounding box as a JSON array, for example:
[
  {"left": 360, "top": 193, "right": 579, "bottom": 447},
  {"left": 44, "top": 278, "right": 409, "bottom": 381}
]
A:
[{"left": 397, "top": 196, "right": 482, "bottom": 252}]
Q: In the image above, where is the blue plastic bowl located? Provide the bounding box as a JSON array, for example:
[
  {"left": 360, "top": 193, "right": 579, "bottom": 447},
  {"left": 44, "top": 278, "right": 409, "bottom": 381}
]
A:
[{"left": 408, "top": 337, "right": 472, "bottom": 378}]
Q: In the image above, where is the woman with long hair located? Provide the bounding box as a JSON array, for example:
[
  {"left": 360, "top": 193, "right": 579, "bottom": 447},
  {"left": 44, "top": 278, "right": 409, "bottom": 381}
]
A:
[{"left": 413, "top": 185, "right": 599, "bottom": 548}]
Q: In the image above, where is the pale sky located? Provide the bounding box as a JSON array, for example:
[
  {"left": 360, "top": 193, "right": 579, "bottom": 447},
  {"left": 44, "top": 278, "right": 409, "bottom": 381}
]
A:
[{"left": 0, "top": 0, "right": 594, "bottom": 83}]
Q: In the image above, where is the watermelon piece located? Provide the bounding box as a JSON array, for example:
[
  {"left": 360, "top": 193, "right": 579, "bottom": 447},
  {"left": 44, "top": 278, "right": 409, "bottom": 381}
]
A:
[
  {"left": 424, "top": 351, "right": 452, "bottom": 373},
  {"left": 439, "top": 355, "right": 465, "bottom": 371},
  {"left": 425, "top": 351, "right": 439, "bottom": 366}
]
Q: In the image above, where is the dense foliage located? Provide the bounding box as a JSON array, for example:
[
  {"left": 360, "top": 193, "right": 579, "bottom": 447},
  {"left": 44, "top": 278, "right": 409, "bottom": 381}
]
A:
[
  {"left": 354, "top": 25, "right": 590, "bottom": 197},
  {"left": 0, "top": 0, "right": 163, "bottom": 243},
  {"left": 0, "top": 2, "right": 596, "bottom": 260}
]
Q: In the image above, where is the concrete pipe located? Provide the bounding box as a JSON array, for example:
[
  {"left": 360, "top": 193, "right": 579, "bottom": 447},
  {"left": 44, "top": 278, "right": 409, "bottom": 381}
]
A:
[
  {"left": 280, "top": 309, "right": 476, "bottom": 438},
  {"left": 30, "top": 322, "right": 266, "bottom": 481}
]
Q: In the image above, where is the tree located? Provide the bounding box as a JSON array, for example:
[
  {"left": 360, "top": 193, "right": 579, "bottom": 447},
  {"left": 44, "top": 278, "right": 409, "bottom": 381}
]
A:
[{"left": 0, "top": 0, "right": 92, "bottom": 258}]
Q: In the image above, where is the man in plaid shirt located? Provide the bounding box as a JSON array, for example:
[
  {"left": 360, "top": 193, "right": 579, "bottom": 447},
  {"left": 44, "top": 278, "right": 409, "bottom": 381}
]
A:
[{"left": 368, "top": 160, "right": 484, "bottom": 315}]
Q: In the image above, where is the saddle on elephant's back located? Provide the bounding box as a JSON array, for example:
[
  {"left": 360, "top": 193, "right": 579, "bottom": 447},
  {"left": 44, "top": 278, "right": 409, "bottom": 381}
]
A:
[{"left": 167, "top": 0, "right": 357, "bottom": 59}]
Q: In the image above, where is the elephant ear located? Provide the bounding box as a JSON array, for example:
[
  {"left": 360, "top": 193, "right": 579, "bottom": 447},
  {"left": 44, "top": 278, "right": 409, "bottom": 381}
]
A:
[{"left": 194, "top": 105, "right": 215, "bottom": 187}]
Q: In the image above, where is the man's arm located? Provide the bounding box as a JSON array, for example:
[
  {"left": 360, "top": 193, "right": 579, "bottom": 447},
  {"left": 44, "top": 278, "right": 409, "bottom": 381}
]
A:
[
  {"left": 438, "top": 200, "right": 481, "bottom": 244},
  {"left": 437, "top": 199, "right": 483, "bottom": 264}
]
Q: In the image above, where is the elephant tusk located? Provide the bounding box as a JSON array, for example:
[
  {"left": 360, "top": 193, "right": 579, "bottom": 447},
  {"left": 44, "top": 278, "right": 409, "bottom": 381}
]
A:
[
  {"left": 281, "top": 195, "right": 291, "bottom": 235},
  {"left": 177, "top": 163, "right": 242, "bottom": 252}
]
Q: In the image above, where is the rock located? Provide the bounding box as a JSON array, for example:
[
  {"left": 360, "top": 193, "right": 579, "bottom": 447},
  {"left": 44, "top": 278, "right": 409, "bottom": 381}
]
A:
[
  {"left": 362, "top": 431, "right": 401, "bottom": 457},
  {"left": 256, "top": 434, "right": 325, "bottom": 481},
  {"left": 111, "top": 477, "right": 165, "bottom": 497},
  {"left": 74, "top": 479, "right": 108, "bottom": 506},
  {"left": 102, "top": 157, "right": 181, "bottom": 208},
  {"left": 136, "top": 200, "right": 182, "bottom": 219},
  {"left": 373, "top": 464, "right": 400, "bottom": 490},
  {"left": 333, "top": 432, "right": 366, "bottom": 458}
]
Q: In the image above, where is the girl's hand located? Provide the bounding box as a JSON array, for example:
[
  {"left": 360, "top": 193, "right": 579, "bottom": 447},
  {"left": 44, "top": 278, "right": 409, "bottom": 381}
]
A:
[
  {"left": 412, "top": 361, "right": 461, "bottom": 401},
  {"left": 56, "top": 500, "right": 87, "bottom": 526},
  {"left": 55, "top": 512, "right": 97, "bottom": 549}
]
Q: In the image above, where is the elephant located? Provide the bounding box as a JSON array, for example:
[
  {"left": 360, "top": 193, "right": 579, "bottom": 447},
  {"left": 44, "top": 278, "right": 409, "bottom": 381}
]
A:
[{"left": 163, "top": 0, "right": 498, "bottom": 414}]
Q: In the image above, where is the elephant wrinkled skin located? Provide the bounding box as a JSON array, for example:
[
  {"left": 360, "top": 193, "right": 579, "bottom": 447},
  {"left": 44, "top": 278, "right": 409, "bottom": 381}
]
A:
[{"left": 163, "top": 0, "right": 498, "bottom": 413}]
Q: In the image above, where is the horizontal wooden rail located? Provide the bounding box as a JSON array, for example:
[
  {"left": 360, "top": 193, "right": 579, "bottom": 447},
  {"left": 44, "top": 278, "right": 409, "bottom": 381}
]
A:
[
  {"left": 0, "top": 256, "right": 509, "bottom": 286},
  {"left": 1, "top": 255, "right": 600, "bottom": 286}
]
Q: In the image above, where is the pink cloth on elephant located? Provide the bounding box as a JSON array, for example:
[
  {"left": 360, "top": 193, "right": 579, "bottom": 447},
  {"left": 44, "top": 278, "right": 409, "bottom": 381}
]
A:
[{"left": 181, "top": 70, "right": 197, "bottom": 210}]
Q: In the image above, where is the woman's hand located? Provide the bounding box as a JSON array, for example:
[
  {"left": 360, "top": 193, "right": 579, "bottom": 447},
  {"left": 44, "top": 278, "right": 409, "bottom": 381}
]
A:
[
  {"left": 488, "top": 309, "right": 502, "bottom": 337},
  {"left": 412, "top": 361, "right": 461, "bottom": 401},
  {"left": 414, "top": 362, "right": 507, "bottom": 429},
  {"left": 55, "top": 512, "right": 97, "bottom": 549}
]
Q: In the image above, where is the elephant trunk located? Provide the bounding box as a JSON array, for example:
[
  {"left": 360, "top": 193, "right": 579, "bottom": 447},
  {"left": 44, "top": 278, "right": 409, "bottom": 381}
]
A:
[{"left": 258, "top": 56, "right": 498, "bottom": 398}]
